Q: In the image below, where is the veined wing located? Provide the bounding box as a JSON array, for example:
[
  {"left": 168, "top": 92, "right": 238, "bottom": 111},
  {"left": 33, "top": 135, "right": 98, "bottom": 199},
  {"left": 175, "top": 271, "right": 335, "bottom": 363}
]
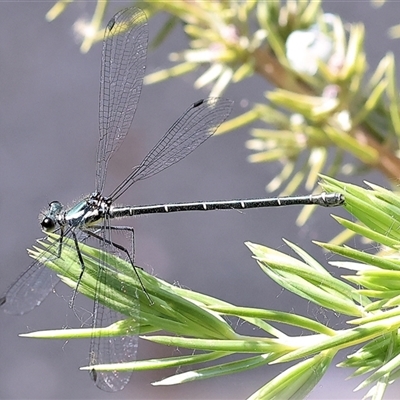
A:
[
  {"left": 89, "top": 218, "right": 138, "bottom": 392},
  {"left": 110, "top": 97, "right": 233, "bottom": 200},
  {"left": 0, "top": 227, "right": 86, "bottom": 315},
  {"left": 96, "top": 7, "right": 148, "bottom": 194},
  {"left": 1, "top": 257, "right": 59, "bottom": 315}
]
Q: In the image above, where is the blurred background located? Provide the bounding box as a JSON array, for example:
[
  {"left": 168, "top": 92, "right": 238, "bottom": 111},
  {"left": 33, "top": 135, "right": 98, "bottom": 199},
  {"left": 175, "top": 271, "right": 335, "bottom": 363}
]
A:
[{"left": 1, "top": 1, "right": 400, "bottom": 399}]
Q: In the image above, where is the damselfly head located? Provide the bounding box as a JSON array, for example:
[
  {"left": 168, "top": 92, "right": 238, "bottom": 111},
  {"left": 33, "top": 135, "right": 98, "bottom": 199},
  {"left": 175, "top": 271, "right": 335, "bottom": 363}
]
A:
[{"left": 40, "top": 201, "right": 63, "bottom": 232}]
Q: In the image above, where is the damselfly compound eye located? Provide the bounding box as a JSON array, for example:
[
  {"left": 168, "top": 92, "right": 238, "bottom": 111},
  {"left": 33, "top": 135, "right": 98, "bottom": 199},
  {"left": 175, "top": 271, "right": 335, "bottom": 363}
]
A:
[{"left": 41, "top": 217, "right": 55, "bottom": 231}]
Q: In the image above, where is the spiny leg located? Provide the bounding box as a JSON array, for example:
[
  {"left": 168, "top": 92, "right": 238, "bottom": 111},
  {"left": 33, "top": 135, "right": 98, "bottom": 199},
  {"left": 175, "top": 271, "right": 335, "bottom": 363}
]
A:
[
  {"left": 43, "top": 226, "right": 66, "bottom": 260},
  {"left": 69, "top": 230, "right": 87, "bottom": 308},
  {"left": 84, "top": 227, "right": 152, "bottom": 304},
  {"left": 105, "top": 225, "right": 137, "bottom": 265},
  {"left": 56, "top": 227, "right": 65, "bottom": 258},
  {"left": 104, "top": 225, "right": 144, "bottom": 271}
]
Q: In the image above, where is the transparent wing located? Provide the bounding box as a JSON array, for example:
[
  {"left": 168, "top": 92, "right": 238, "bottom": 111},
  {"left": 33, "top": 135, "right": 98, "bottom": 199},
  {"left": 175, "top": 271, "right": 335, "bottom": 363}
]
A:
[
  {"left": 96, "top": 7, "right": 148, "bottom": 194},
  {"left": 1, "top": 258, "right": 59, "bottom": 315},
  {"left": 89, "top": 219, "right": 138, "bottom": 392},
  {"left": 110, "top": 97, "right": 233, "bottom": 200},
  {"left": 1, "top": 228, "right": 86, "bottom": 315}
]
